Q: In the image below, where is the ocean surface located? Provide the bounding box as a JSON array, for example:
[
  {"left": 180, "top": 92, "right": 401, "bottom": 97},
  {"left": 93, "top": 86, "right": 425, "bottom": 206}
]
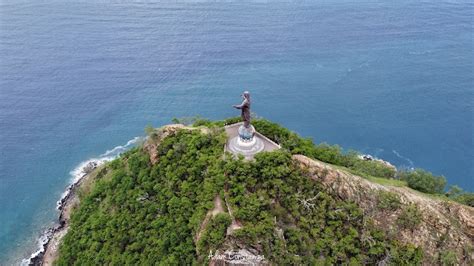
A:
[{"left": 0, "top": 0, "right": 472, "bottom": 263}]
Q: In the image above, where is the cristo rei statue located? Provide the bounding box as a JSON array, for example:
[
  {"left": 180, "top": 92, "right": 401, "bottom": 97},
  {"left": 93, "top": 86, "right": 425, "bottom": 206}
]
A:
[
  {"left": 227, "top": 90, "right": 279, "bottom": 159},
  {"left": 232, "top": 91, "right": 255, "bottom": 142},
  {"left": 232, "top": 91, "right": 251, "bottom": 128}
]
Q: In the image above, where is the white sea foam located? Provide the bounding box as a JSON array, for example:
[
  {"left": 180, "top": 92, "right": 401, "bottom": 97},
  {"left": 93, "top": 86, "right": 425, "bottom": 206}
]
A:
[
  {"left": 100, "top": 136, "right": 142, "bottom": 157},
  {"left": 56, "top": 157, "right": 114, "bottom": 210},
  {"left": 57, "top": 136, "right": 144, "bottom": 209},
  {"left": 25, "top": 136, "right": 143, "bottom": 265},
  {"left": 20, "top": 227, "right": 55, "bottom": 266},
  {"left": 409, "top": 50, "right": 433, "bottom": 55},
  {"left": 392, "top": 150, "right": 414, "bottom": 169}
]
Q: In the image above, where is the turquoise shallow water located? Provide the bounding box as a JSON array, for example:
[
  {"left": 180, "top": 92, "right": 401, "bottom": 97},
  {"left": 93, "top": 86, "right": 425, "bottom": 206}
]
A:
[{"left": 0, "top": 0, "right": 472, "bottom": 263}]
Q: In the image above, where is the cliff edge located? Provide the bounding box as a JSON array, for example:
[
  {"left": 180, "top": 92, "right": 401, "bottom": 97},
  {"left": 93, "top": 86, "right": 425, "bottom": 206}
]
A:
[{"left": 294, "top": 154, "right": 474, "bottom": 263}]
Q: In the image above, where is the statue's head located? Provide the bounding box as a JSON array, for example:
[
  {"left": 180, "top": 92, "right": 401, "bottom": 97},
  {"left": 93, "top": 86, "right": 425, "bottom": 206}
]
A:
[{"left": 242, "top": 91, "right": 250, "bottom": 100}]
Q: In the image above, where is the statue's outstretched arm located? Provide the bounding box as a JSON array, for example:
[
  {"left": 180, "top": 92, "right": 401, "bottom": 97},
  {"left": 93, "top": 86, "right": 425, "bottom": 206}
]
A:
[{"left": 233, "top": 100, "right": 246, "bottom": 109}]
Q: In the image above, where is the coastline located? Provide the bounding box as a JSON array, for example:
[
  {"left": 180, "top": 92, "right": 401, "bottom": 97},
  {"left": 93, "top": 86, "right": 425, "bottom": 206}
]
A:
[
  {"left": 24, "top": 160, "right": 104, "bottom": 265},
  {"left": 23, "top": 136, "right": 143, "bottom": 265}
]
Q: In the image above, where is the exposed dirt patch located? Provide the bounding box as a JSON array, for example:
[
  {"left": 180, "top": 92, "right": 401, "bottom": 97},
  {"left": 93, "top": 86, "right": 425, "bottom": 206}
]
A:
[{"left": 195, "top": 195, "right": 227, "bottom": 246}]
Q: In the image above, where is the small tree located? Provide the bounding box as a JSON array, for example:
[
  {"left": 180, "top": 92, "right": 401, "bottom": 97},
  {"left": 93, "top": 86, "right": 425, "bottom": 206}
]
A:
[
  {"left": 445, "top": 185, "right": 463, "bottom": 197},
  {"left": 399, "top": 169, "right": 446, "bottom": 194}
]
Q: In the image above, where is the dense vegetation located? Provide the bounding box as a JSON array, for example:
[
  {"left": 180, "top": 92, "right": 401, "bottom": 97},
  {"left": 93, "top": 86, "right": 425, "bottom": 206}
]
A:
[
  {"left": 190, "top": 116, "right": 473, "bottom": 207},
  {"left": 223, "top": 150, "right": 422, "bottom": 264},
  {"left": 57, "top": 129, "right": 227, "bottom": 265},
  {"left": 57, "top": 124, "right": 424, "bottom": 265}
]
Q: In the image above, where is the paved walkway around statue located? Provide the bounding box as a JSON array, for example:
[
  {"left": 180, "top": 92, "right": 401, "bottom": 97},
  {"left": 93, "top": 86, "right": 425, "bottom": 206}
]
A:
[{"left": 224, "top": 122, "right": 280, "bottom": 160}]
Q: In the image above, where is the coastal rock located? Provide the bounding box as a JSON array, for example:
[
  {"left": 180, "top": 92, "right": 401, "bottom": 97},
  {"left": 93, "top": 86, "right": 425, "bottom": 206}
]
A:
[
  {"left": 83, "top": 161, "right": 97, "bottom": 174},
  {"left": 358, "top": 154, "right": 396, "bottom": 170}
]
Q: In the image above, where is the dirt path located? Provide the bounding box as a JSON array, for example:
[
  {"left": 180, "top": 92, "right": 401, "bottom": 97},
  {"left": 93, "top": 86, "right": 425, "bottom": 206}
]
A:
[{"left": 195, "top": 195, "right": 227, "bottom": 245}]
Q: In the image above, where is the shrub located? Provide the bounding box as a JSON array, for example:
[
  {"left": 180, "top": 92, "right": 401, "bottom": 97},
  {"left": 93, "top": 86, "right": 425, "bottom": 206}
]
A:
[
  {"left": 439, "top": 250, "right": 457, "bottom": 266},
  {"left": 399, "top": 169, "right": 446, "bottom": 194},
  {"left": 389, "top": 243, "right": 424, "bottom": 265},
  {"left": 445, "top": 185, "right": 474, "bottom": 207},
  {"left": 377, "top": 190, "right": 402, "bottom": 211},
  {"left": 397, "top": 204, "right": 422, "bottom": 230},
  {"left": 451, "top": 193, "right": 474, "bottom": 207}
]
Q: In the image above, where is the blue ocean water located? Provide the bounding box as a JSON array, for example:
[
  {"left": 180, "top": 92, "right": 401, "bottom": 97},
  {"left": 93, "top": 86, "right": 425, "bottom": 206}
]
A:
[{"left": 0, "top": 0, "right": 472, "bottom": 263}]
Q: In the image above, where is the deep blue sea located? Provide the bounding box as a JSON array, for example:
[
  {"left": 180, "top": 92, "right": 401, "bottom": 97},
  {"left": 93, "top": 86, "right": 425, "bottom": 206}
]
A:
[{"left": 0, "top": 0, "right": 472, "bottom": 264}]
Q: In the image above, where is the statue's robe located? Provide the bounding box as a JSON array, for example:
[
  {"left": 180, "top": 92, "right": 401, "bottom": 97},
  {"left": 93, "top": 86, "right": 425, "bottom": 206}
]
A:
[{"left": 236, "top": 98, "right": 251, "bottom": 127}]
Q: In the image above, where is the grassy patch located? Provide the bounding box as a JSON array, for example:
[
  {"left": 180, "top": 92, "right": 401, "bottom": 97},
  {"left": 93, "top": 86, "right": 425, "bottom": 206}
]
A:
[{"left": 331, "top": 164, "right": 407, "bottom": 187}]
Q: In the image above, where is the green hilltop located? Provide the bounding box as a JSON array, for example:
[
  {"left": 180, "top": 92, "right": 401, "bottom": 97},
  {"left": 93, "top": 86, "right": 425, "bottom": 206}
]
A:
[{"left": 53, "top": 118, "right": 473, "bottom": 265}]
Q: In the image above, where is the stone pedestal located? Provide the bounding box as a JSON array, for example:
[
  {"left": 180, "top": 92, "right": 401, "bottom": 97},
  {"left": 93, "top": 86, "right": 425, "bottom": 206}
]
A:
[
  {"left": 225, "top": 123, "right": 280, "bottom": 160},
  {"left": 227, "top": 125, "right": 265, "bottom": 158}
]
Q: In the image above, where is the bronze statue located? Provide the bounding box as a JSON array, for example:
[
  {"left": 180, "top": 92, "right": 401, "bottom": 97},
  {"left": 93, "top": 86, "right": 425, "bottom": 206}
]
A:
[{"left": 233, "top": 91, "right": 251, "bottom": 128}]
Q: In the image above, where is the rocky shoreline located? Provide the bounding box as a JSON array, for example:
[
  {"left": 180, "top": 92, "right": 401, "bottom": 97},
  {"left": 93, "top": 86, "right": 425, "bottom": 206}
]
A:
[
  {"left": 24, "top": 161, "right": 101, "bottom": 266},
  {"left": 22, "top": 136, "right": 144, "bottom": 265}
]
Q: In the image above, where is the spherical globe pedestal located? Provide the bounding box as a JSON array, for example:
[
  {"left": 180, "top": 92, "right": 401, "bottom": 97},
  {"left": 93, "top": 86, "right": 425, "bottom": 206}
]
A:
[
  {"left": 238, "top": 125, "right": 255, "bottom": 141},
  {"left": 227, "top": 125, "right": 264, "bottom": 159}
]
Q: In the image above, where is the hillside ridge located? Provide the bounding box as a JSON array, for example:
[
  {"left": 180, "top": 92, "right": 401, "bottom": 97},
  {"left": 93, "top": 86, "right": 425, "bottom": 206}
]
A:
[
  {"left": 38, "top": 122, "right": 474, "bottom": 265},
  {"left": 293, "top": 154, "right": 474, "bottom": 262}
]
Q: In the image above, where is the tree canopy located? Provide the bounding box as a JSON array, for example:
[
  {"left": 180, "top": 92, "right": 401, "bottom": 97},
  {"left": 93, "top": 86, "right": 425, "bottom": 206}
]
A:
[{"left": 57, "top": 124, "right": 426, "bottom": 265}]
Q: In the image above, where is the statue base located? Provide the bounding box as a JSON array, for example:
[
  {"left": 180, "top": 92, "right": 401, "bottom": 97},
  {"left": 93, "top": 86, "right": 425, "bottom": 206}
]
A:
[
  {"left": 227, "top": 125, "right": 264, "bottom": 159},
  {"left": 238, "top": 125, "right": 255, "bottom": 141}
]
